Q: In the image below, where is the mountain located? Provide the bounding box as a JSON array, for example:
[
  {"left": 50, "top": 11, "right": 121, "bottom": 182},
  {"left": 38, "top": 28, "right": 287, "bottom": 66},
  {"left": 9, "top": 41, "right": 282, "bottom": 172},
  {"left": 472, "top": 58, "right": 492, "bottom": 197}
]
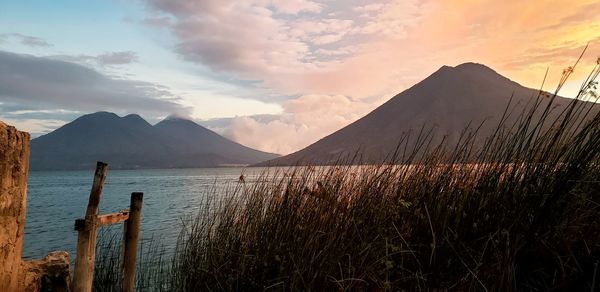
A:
[
  {"left": 30, "top": 112, "right": 279, "bottom": 170},
  {"left": 154, "top": 117, "right": 282, "bottom": 167},
  {"left": 260, "top": 62, "right": 599, "bottom": 166}
]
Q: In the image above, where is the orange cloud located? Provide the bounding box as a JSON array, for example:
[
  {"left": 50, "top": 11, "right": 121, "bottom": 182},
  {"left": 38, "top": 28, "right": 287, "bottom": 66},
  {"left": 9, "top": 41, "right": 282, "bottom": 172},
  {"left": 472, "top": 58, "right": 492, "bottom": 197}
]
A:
[{"left": 147, "top": 0, "right": 600, "bottom": 153}]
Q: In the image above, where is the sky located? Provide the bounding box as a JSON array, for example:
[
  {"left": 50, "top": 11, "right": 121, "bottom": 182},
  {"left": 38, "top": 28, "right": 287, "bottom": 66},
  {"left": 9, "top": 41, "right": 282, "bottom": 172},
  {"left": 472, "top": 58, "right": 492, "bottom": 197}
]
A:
[{"left": 1, "top": 0, "right": 599, "bottom": 155}]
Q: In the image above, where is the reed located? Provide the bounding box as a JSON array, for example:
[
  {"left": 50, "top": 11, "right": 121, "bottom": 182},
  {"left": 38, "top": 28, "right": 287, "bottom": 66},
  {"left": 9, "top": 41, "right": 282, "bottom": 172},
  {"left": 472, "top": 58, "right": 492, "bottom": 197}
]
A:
[{"left": 95, "top": 57, "right": 600, "bottom": 291}]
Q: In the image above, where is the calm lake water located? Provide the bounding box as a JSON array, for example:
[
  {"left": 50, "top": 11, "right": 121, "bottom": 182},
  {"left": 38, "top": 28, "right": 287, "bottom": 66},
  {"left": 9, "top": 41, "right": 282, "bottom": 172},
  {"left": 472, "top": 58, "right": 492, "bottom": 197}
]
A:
[{"left": 23, "top": 167, "right": 275, "bottom": 260}]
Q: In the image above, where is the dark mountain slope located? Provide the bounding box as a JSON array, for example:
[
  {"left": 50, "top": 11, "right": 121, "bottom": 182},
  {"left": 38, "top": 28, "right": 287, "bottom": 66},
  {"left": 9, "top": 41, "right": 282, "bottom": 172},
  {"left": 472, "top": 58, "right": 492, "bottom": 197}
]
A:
[
  {"left": 261, "top": 63, "right": 599, "bottom": 166},
  {"left": 154, "top": 117, "right": 280, "bottom": 167},
  {"left": 30, "top": 112, "right": 279, "bottom": 170}
]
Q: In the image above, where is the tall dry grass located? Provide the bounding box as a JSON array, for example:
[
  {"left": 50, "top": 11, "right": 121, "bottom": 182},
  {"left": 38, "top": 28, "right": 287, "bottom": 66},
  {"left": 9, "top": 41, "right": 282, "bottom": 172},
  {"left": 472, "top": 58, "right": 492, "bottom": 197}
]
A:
[{"left": 95, "top": 57, "right": 600, "bottom": 291}]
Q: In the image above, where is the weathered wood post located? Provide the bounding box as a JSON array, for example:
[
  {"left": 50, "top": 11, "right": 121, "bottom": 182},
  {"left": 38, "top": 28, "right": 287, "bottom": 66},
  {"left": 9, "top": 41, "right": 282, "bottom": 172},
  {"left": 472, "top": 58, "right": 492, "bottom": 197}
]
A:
[
  {"left": 71, "top": 162, "right": 145, "bottom": 291},
  {"left": 121, "top": 192, "right": 143, "bottom": 292},
  {"left": 72, "top": 161, "right": 108, "bottom": 292}
]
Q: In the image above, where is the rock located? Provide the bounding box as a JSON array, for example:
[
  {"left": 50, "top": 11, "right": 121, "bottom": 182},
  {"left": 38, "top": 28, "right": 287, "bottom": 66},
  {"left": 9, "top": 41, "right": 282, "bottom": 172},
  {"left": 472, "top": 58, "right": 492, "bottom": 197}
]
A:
[
  {"left": 0, "top": 121, "right": 30, "bottom": 291},
  {"left": 22, "top": 251, "right": 71, "bottom": 292},
  {"left": 0, "top": 121, "right": 71, "bottom": 291}
]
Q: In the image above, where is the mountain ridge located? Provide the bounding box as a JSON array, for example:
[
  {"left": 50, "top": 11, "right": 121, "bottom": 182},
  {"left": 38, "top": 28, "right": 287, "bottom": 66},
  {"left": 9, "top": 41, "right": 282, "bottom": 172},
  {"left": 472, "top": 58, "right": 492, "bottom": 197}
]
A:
[
  {"left": 30, "top": 112, "right": 279, "bottom": 170},
  {"left": 258, "top": 62, "right": 599, "bottom": 166}
]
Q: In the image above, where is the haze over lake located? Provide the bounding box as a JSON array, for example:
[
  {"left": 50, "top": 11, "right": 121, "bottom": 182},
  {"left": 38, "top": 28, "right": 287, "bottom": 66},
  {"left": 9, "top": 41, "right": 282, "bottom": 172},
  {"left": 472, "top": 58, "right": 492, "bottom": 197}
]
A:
[{"left": 23, "top": 167, "right": 274, "bottom": 259}]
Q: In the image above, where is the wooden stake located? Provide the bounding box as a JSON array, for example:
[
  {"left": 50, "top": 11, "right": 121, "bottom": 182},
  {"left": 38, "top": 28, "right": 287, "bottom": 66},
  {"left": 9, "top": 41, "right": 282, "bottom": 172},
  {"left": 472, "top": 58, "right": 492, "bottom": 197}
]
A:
[
  {"left": 72, "top": 161, "right": 108, "bottom": 292},
  {"left": 121, "top": 192, "right": 143, "bottom": 292},
  {"left": 97, "top": 210, "right": 130, "bottom": 227}
]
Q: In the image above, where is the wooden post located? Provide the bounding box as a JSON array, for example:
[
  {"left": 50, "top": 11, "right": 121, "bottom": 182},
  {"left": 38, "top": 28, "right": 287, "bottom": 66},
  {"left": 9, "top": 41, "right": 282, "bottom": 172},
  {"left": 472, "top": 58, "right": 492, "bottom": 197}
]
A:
[
  {"left": 72, "top": 162, "right": 108, "bottom": 292},
  {"left": 72, "top": 163, "right": 145, "bottom": 292},
  {"left": 121, "top": 192, "right": 143, "bottom": 292}
]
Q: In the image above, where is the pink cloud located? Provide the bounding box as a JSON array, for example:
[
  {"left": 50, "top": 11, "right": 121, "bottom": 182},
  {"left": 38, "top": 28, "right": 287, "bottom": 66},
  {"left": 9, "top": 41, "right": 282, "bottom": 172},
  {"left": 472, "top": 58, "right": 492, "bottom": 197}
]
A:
[
  {"left": 221, "top": 94, "right": 386, "bottom": 154},
  {"left": 145, "top": 0, "right": 600, "bottom": 153},
  {"left": 269, "top": 0, "right": 322, "bottom": 14}
]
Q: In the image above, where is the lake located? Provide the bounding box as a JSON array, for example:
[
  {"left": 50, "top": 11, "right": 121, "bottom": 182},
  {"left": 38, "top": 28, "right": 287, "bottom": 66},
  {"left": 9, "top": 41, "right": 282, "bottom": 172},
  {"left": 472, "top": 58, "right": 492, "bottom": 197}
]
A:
[{"left": 23, "top": 167, "right": 275, "bottom": 260}]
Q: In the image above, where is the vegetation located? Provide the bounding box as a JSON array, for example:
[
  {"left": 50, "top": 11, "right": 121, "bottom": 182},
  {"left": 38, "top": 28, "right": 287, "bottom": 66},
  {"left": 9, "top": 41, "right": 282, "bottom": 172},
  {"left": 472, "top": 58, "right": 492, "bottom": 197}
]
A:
[{"left": 95, "top": 57, "right": 600, "bottom": 291}]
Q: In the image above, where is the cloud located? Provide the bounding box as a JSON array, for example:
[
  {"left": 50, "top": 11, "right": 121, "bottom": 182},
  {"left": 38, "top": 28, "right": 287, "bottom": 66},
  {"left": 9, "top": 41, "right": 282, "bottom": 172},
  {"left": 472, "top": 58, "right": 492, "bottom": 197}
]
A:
[
  {"left": 6, "top": 0, "right": 593, "bottom": 151},
  {"left": 143, "top": 0, "right": 424, "bottom": 99},
  {"left": 143, "top": 0, "right": 600, "bottom": 100},
  {"left": 0, "top": 50, "right": 189, "bottom": 122},
  {"left": 140, "top": 0, "right": 600, "bottom": 154},
  {"left": 0, "top": 108, "right": 83, "bottom": 136},
  {"left": 162, "top": 2, "right": 311, "bottom": 77},
  {"left": 206, "top": 94, "right": 386, "bottom": 154},
  {"left": 146, "top": 0, "right": 321, "bottom": 16},
  {"left": 50, "top": 51, "right": 139, "bottom": 67},
  {"left": 353, "top": 3, "right": 384, "bottom": 13},
  {"left": 502, "top": 38, "right": 600, "bottom": 71},
  {"left": 540, "top": 1, "right": 600, "bottom": 31},
  {"left": 269, "top": 0, "right": 322, "bottom": 14},
  {"left": 0, "top": 33, "right": 53, "bottom": 48},
  {"left": 0, "top": 117, "right": 67, "bottom": 137},
  {"left": 198, "top": 113, "right": 278, "bottom": 133},
  {"left": 143, "top": 16, "right": 173, "bottom": 27},
  {"left": 95, "top": 51, "right": 139, "bottom": 65}
]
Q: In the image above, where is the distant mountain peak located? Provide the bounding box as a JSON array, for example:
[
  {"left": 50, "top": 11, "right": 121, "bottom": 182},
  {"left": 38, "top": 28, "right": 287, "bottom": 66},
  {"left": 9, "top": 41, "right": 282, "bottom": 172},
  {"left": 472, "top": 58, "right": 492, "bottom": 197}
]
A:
[
  {"left": 454, "top": 62, "right": 489, "bottom": 69},
  {"left": 435, "top": 62, "right": 496, "bottom": 73},
  {"left": 123, "top": 113, "right": 143, "bottom": 120},
  {"left": 435, "top": 62, "right": 500, "bottom": 77},
  {"left": 163, "top": 113, "right": 193, "bottom": 122},
  {"left": 77, "top": 112, "right": 153, "bottom": 127},
  {"left": 156, "top": 116, "right": 199, "bottom": 130},
  {"left": 259, "top": 62, "right": 597, "bottom": 166},
  {"left": 427, "top": 62, "right": 515, "bottom": 88},
  {"left": 453, "top": 62, "right": 500, "bottom": 75},
  {"left": 30, "top": 111, "right": 279, "bottom": 170},
  {"left": 83, "top": 111, "right": 119, "bottom": 119},
  {"left": 122, "top": 113, "right": 152, "bottom": 127}
]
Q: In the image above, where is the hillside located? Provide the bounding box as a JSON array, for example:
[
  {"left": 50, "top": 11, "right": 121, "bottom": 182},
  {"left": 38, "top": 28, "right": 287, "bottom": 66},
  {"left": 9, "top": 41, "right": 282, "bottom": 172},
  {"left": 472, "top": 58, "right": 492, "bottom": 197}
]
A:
[
  {"left": 261, "top": 63, "right": 599, "bottom": 165},
  {"left": 30, "top": 112, "right": 279, "bottom": 170}
]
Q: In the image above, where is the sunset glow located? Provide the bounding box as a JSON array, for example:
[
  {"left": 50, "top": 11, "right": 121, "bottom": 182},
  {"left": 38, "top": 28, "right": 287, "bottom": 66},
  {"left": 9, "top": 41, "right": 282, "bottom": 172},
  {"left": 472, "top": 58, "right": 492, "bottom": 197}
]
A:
[{"left": 1, "top": 0, "right": 598, "bottom": 154}]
